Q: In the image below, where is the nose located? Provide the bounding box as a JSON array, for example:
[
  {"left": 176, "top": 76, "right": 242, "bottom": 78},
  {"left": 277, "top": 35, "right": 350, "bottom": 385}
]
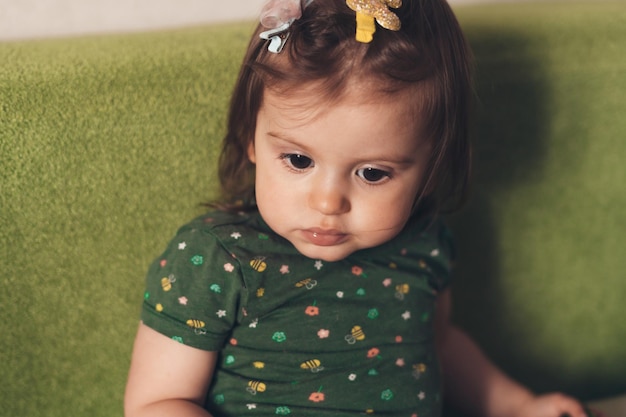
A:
[{"left": 308, "top": 178, "right": 351, "bottom": 215}]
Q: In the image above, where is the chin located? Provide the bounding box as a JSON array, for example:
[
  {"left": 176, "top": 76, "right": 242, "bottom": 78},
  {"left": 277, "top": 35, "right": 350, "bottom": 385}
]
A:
[{"left": 294, "top": 243, "right": 357, "bottom": 263}]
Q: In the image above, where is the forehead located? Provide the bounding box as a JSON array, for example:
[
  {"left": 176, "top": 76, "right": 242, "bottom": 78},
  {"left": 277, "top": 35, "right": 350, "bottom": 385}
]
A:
[{"left": 261, "top": 79, "right": 422, "bottom": 129}]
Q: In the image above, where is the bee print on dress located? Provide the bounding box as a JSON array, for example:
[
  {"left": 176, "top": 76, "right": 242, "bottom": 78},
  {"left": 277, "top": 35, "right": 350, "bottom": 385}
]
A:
[
  {"left": 246, "top": 380, "right": 267, "bottom": 395},
  {"left": 345, "top": 325, "right": 366, "bottom": 344},
  {"left": 250, "top": 256, "right": 267, "bottom": 272},
  {"left": 160, "top": 274, "right": 176, "bottom": 292},
  {"left": 300, "top": 359, "right": 324, "bottom": 373},
  {"left": 187, "top": 319, "right": 207, "bottom": 335},
  {"left": 295, "top": 278, "right": 317, "bottom": 290}
]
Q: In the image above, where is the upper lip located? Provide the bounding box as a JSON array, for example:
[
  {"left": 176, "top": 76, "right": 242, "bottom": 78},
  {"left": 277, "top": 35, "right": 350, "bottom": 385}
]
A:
[{"left": 306, "top": 227, "right": 345, "bottom": 236}]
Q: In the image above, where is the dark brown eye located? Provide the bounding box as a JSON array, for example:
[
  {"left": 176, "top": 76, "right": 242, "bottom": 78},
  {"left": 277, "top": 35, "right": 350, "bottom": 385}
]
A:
[
  {"left": 356, "top": 167, "right": 390, "bottom": 183},
  {"left": 284, "top": 154, "right": 313, "bottom": 170}
]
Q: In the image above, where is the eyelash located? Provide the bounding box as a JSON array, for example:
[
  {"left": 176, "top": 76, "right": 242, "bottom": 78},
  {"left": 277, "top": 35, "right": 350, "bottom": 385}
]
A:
[{"left": 279, "top": 153, "right": 392, "bottom": 185}]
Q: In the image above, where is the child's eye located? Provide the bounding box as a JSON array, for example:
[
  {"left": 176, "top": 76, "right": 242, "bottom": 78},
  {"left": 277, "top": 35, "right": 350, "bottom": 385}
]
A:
[
  {"left": 356, "top": 167, "right": 391, "bottom": 183},
  {"left": 282, "top": 153, "right": 313, "bottom": 170}
]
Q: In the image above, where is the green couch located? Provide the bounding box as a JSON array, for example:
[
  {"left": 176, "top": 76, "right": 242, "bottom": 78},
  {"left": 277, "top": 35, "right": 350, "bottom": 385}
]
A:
[{"left": 1, "top": 2, "right": 624, "bottom": 416}]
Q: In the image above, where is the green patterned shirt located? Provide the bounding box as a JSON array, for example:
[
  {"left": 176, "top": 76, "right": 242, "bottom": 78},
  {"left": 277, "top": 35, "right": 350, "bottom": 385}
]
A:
[{"left": 141, "top": 209, "right": 454, "bottom": 417}]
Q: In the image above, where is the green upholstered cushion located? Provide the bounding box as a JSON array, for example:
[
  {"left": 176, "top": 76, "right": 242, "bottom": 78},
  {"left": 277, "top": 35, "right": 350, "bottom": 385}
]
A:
[{"left": 1, "top": 3, "right": 624, "bottom": 416}]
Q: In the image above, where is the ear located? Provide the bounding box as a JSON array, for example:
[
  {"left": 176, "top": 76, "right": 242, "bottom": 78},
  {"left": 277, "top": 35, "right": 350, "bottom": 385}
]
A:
[{"left": 247, "top": 141, "right": 256, "bottom": 164}]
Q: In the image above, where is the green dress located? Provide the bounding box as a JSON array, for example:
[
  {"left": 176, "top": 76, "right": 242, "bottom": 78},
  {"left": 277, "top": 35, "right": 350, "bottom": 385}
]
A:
[{"left": 141, "top": 209, "right": 454, "bottom": 417}]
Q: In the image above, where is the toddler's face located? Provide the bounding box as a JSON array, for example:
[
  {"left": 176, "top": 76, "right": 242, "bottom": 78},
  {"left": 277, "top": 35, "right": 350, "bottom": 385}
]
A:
[{"left": 249, "top": 85, "right": 430, "bottom": 262}]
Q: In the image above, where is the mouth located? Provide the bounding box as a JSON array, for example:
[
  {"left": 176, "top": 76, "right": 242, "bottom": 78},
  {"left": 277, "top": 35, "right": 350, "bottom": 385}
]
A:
[{"left": 302, "top": 228, "right": 348, "bottom": 247}]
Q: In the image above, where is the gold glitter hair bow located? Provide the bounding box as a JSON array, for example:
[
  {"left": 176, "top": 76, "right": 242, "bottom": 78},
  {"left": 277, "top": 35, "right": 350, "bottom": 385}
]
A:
[
  {"left": 346, "top": 0, "right": 402, "bottom": 43},
  {"left": 259, "top": 0, "right": 314, "bottom": 53}
]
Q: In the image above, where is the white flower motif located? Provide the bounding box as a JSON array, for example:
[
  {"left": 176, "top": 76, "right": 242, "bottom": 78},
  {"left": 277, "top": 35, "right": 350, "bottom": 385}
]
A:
[
  {"left": 336, "top": 291, "right": 344, "bottom": 299},
  {"left": 418, "top": 391, "right": 426, "bottom": 401},
  {"left": 249, "top": 319, "right": 259, "bottom": 328},
  {"left": 216, "top": 310, "right": 227, "bottom": 318},
  {"left": 231, "top": 232, "right": 242, "bottom": 240},
  {"left": 348, "top": 373, "right": 357, "bottom": 381},
  {"left": 178, "top": 242, "right": 187, "bottom": 250},
  {"left": 430, "top": 249, "right": 440, "bottom": 257},
  {"left": 314, "top": 260, "right": 324, "bottom": 270},
  {"left": 246, "top": 404, "right": 257, "bottom": 410},
  {"left": 402, "top": 310, "right": 412, "bottom": 320}
]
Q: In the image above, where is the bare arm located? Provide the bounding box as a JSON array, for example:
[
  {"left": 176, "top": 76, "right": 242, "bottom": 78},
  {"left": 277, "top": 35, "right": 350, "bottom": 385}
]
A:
[
  {"left": 436, "top": 289, "right": 588, "bottom": 417},
  {"left": 124, "top": 323, "right": 218, "bottom": 417}
]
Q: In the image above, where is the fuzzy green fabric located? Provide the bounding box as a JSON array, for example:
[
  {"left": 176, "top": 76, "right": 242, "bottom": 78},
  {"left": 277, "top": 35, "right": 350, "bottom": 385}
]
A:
[{"left": 1, "top": 3, "right": 624, "bottom": 417}]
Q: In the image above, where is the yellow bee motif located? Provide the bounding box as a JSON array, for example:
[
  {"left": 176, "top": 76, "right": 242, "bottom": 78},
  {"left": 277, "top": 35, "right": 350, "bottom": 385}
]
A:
[
  {"left": 295, "top": 278, "right": 318, "bottom": 290},
  {"left": 256, "top": 288, "right": 265, "bottom": 297},
  {"left": 186, "top": 319, "right": 207, "bottom": 335},
  {"left": 246, "top": 380, "right": 267, "bottom": 395},
  {"left": 160, "top": 274, "right": 176, "bottom": 292},
  {"left": 187, "top": 319, "right": 205, "bottom": 329},
  {"left": 249, "top": 257, "right": 267, "bottom": 272},
  {"left": 300, "top": 359, "right": 324, "bottom": 373},
  {"left": 412, "top": 363, "right": 427, "bottom": 379},
  {"left": 395, "top": 283, "right": 410, "bottom": 300},
  {"left": 345, "top": 325, "right": 366, "bottom": 344},
  {"left": 252, "top": 361, "right": 265, "bottom": 369}
]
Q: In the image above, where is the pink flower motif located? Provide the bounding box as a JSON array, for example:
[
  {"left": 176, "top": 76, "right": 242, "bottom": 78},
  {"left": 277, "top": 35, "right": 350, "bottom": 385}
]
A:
[
  {"left": 224, "top": 263, "right": 235, "bottom": 272},
  {"left": 382, "top": 278, "right": 392, "bottom": 287},
  {"left": 317, "top": 329, "right": 330, "bottom": 339},
  {"left": 178, "top": 296, "right": 188, "bottom": 305},
  {"left": 160, "top": 259, "right": 167, "bottom": 268},
  {"left": 352, "top": 266, "right": 363, "bottom": 276},
  {"left": 395, "top": 335, "right": 403, "bottom": 343},
  {"left": 280, "top": 265, "right": 290, "bottom": 274},
  {"left": 396, "top": 358, "right": 405, "bottom": 367}
]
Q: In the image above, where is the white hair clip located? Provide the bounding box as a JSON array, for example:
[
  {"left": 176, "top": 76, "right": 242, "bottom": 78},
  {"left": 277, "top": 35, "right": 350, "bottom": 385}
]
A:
[{"left": 259, "top": 0, "right": 314, "bottom": 53}]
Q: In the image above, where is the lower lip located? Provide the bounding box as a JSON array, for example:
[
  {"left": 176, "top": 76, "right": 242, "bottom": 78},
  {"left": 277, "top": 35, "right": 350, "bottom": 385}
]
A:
[{"left": 302, "top": 230, "right": 348, "bottom": 247}]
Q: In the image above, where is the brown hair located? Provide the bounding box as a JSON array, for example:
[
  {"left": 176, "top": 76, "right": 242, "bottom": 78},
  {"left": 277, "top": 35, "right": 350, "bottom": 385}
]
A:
[{"left": 216, "top": 0, "right": 472, "bottom": 217}]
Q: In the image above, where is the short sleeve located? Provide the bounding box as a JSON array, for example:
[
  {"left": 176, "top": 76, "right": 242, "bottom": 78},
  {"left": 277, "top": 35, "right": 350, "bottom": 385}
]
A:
[{"left": 141, "top": 224, "right": 246, "bottom": 351}]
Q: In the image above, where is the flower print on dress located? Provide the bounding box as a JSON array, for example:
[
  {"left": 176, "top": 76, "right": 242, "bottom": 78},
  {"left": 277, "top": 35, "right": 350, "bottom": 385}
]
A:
[
  {"left": 190, "top": 255, "right": 204, "bottom": 266},
  {"left": 380, "top": 389, "right": 394, "bottom": 401},
  {"left": 367, "top": 347, "right": 380, "bottom": 359},
  {"left": 272, "top": 331, "right": 287, "bottom": 343},
  {"left": 308, "top": 386, "right": 325, "bottom": 403},
  {"left": 305, "top": 301, "right": 319, "bottom": 316},
  {"left": 317, "top": 329, "right": 330, "bottom": 339},
  {"left": 224, "top": 263, "right": 235, "bottom": 272},
  {"left": 351, "top": 265, "right": 367, "bottom": 277}
]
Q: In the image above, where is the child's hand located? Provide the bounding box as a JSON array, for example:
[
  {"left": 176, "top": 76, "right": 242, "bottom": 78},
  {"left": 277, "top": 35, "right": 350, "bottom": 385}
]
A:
[{"left": 514, "top": 393, "right": 598, "bottom": 417}]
